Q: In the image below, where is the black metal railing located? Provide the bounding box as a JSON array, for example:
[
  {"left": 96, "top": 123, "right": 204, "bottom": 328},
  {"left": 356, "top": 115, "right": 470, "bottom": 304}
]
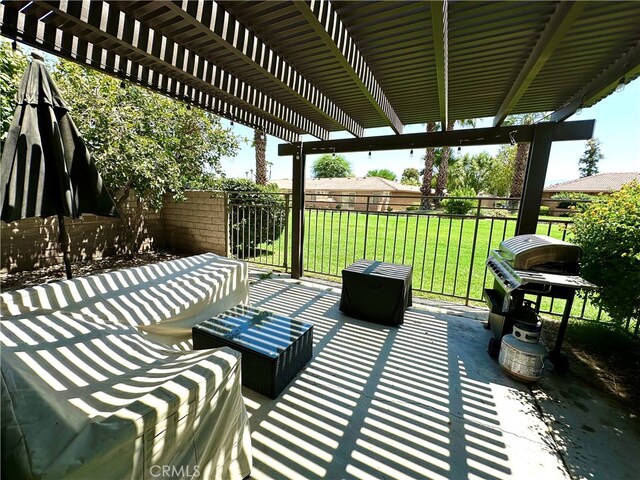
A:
[
  {"left": 225, "top": 191, "right": 636, "bottom": 336},
  {"left": 226, "top": 191, "right": 291, "bottom": 271}
]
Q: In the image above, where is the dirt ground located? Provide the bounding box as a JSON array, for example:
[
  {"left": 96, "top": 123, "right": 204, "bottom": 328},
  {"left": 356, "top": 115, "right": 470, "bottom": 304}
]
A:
[
  {"left": 0, "top": 251, "right": 185, "bottom": 291},
  {"left": 542, "top": 321, "right": 640, "bottom": 417},
  {"left": 2, "top": 251, "right": 638, "bottom": 416}
]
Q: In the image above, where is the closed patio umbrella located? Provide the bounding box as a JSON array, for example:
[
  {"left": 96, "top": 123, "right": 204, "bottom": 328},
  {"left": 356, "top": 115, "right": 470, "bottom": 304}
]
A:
[{"left": 0, "top": 53, "right": 117, "bottom": 279}]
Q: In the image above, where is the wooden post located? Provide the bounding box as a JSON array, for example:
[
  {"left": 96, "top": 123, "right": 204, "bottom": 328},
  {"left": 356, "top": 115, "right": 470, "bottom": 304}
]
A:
[
  {"left": 515, "top": 124, "right": 554, "bottom": 236},
  {"left": 291, "top": 143, "right": 306, "bottom": 278}
]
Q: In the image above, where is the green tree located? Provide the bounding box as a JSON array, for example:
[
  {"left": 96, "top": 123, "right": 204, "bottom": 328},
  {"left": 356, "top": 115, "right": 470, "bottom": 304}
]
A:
[
  {"left": 366, "top": 169, "right": 397, "bottom": 181},
  {"left": 578, "top": 138, "right": 603, "bottom": 178},
  {"left": 448, "top": 148, "right": 515, "bottom": 197},
  {"left": 571, "top": 181, "right": 640, "bottom": 324},
  {"left": 487, "top": 145, "right": 517, "bottom": 197},
  {"left": 51, "top": 60, "right": 242, "bottom": 254},
  {"left": 253, "top": 129, "right": 267, "bottom": 185},
  {"left": 312, "top": 154, "right": 353, "bottom": 178},
  {"left": 401, "top": 168, "right": 420, "bottom": 186},
  {"left": 0, "top": 39, "right": 28, "bottom": 145},
  {"left": 435, "top": 119, "right": 476, "bottom": 204},
  {"left": 435, "top": 121, "right": 454, "bottom": 202},
  {"left": 448, "top": 152, "right": 494, "bottom": 194},
  {"left": 420, "top": 145, "right": 449, "bottom": 205}
]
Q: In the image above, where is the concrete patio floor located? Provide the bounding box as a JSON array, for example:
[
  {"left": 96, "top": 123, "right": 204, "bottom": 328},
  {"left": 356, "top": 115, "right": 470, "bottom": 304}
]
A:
[{"left": 242, "top": 273, "right": 640, "bottom": 480}]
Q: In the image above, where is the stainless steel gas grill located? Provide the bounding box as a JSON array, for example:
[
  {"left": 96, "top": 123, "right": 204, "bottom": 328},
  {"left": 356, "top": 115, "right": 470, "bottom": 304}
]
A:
[{"left": 484, "top": 234, "right": 597, "bottom": 371}]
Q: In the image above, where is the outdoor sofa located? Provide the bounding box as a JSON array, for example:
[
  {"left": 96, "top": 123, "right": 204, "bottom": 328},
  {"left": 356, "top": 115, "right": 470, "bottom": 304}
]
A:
[{"left": 1, "top": 253, "right": 252, "bottom": 479}]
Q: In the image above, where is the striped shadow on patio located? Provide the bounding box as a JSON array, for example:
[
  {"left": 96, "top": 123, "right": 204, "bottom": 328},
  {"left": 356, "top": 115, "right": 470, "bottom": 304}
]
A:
[{"left": 241, "top": 276, "right": 566, "bottom": 480}]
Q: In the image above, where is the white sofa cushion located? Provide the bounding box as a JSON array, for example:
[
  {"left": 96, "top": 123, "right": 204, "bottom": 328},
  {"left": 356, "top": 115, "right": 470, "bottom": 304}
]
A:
[
  {"left": 1, "top": 253, "right": 250, "bottom": 348},
  {"left": 1, "top": 253, "right": 252, "bottom": 479}
]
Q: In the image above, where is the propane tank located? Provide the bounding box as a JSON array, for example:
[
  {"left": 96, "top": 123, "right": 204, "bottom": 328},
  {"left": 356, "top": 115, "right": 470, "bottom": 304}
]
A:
[
  {"left": 499, "top": 322, "right": 547, "bottom": 382},
  {"left": 512, "top": 322, "right": 541, "bottom": 343}
]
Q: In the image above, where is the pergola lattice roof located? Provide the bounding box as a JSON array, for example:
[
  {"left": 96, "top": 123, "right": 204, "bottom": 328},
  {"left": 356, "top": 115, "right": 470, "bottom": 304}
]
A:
[{"left": 1, "top": 0, "right": 639, "bottom": 142}]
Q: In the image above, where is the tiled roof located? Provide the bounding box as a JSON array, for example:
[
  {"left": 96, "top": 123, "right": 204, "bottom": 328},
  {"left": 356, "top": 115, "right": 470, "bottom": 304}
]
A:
[
  {"left": 270, "top": 177, "right": 421, "bottom": 193},
  {"left": 544, "top": 172, "right": 640, "bottom": 193}
]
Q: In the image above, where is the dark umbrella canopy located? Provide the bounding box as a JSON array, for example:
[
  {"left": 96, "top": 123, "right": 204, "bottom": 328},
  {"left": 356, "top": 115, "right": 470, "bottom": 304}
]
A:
[
  {"left": 0, "top": 54, "right": 117, "bottom": 222},
  {"left": 1, "top": 54, "right": 118, "bottom": 278}
]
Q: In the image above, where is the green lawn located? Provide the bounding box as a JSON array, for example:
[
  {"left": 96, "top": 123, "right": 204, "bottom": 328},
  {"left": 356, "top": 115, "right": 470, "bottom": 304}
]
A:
[{"left": 244, "top": 208, "right": 605, "bottom": 322}]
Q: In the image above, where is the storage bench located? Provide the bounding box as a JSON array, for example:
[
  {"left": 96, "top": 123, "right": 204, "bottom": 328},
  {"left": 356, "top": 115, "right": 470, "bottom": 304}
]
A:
[{"left": 340, "top": 259, "right": 413, "bottom": 325}]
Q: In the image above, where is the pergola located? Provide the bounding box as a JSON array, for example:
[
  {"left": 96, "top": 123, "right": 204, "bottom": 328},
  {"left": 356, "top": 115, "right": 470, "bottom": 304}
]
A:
[{"left": 2, "top": 1, "right": 639, "bottom": 277}]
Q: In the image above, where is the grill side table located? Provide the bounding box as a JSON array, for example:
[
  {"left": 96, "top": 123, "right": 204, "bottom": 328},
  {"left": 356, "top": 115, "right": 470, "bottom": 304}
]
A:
[{"left": 193, "top": 305, "right": 313, "bottom": 399}]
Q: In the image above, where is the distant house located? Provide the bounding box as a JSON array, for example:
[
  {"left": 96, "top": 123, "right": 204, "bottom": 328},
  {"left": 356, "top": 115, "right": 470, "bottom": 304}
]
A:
[
  {"left": 270, "top": 177, "right": 422, "bottom": 211},
  {"left": 544, "top": 172, "right": 640, "bottom": 196},
  {"left": 542, "top": 172, "right": 640, "bottom": 215}
]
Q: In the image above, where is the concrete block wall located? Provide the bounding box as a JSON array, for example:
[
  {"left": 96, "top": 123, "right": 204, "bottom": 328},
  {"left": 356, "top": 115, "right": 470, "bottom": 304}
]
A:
[
  {"left": 0, "top": 197, "right": 164, "bottom": 273},
  {"left": 1, "top": 191, "right": 228, "bottom": 274},
  {"left": 1, "top": 201, "right": 163, "bottom": 274},
  {"left": 162, "top": 191, "right": 228, "bottom": 257}
]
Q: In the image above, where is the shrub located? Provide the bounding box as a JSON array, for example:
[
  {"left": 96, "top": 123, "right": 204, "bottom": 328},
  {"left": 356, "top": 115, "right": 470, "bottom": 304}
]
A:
[
  {"left": 539, "top": 205, "right": 550, "bottom": 216},
  {"left": 570, "top": 181, "right": 640, "bottom": 325},
  {"left": 481, "top": 208, "right": 511, "bottom": 218},
  {"left": 442, "top": 188, "right": 477, "bottom": 215},
  {"left": 211, "top": 178, "right": 286, "bottom": 257},
  {"left": 551, "top": 192, "right": 595, "bottom": 212}
]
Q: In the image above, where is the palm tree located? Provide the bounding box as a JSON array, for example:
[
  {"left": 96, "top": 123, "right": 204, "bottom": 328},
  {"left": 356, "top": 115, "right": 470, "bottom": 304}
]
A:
[
  {"left": 504, "top": 113, "right": 538, "bottom": 208},
  {"left": 254, "top": 129, "right": 267, "bottom": 185},
  {"left": 420, "top": 122, "right": 437, "bottom": 209},
  {"left": 434, "top": 120, "right": 454, "bottom": 204},
  {"left": 510, "top": 143, "right": 530, "bottom": 208},
  {"left": 434, "top": 118, "right": 476, "bottom": 205}
]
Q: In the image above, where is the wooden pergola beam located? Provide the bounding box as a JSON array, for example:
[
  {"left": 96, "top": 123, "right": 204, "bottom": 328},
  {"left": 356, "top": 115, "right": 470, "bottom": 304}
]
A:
[
  {"left": 492, "top": 1, "right": 584, "bottom": 127},
  {"left": 278, "top": 120, "right": 595, "bottom": 155},
  {"left": 431, "top": 0, "right": 448, "bottom": 129},
  {"left": 0, "top": 1, "right": 321, "bottom": 141},
  {"left": 294, "top": 0, "right": 404, "bottom": 134},
  {"left": 57, "top": 1, "right": 329, "bottom": 139},
  {"left": 551, "top": 40, "right": 640, "bottom": 121},
  {"left": 114, "top": 0, "right": 365, "bottom": 137}
]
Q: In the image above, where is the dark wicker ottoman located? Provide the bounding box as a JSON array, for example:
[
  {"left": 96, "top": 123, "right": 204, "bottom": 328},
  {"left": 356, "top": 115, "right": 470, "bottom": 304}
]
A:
[
  {"left": 340, "top": 259, "right": 413, "bottom": 326},
  {"left": 193, "top": 305, "right": 313, "bottom": 399}
]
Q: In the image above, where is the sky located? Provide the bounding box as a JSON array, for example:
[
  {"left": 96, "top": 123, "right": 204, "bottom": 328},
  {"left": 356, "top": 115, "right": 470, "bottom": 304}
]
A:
[{"left": 220, "top": 79, "right": 640, "bottom": 187}]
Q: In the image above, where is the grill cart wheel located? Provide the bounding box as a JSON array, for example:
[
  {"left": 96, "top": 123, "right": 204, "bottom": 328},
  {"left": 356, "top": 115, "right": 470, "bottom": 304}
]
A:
[
  {"left": 488, "top": 337, "right": 500, "bottom": 359},
  {"left": 549, "top": 351, "right": 569, "bottom": 373}
]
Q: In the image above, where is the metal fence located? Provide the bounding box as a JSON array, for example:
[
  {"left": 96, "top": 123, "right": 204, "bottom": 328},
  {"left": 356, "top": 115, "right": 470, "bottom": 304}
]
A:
[
  {"left": 227, "top": 191, "right": 637, "bottom": 336},
  {"left": 226, "top": 191, "right": 290, "bottom": 271}
]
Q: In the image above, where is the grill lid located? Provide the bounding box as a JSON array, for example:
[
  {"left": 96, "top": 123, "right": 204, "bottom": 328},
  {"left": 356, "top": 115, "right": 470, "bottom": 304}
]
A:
[{"left": 498, "top": 234, "right": 582, "bottom": 270}]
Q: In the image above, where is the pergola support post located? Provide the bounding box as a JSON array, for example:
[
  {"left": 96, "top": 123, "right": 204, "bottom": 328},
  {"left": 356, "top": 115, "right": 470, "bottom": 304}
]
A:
[
  {"left": 515, "top": 125, "right": 554, "bottom": 235},
  {"left": 291, "top": 143, "right": 306, "bottom": 278}
]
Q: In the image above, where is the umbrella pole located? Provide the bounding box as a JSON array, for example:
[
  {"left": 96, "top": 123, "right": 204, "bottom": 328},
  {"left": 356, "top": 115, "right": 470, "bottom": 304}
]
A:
[{"left": 57, "top": 214, "right": 73, "bottom": 279}]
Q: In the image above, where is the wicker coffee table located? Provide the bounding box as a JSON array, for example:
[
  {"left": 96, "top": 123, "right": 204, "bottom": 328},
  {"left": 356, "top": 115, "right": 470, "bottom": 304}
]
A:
[{"left": 193, "top": 305, "right": 313, "bottom": 399}]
